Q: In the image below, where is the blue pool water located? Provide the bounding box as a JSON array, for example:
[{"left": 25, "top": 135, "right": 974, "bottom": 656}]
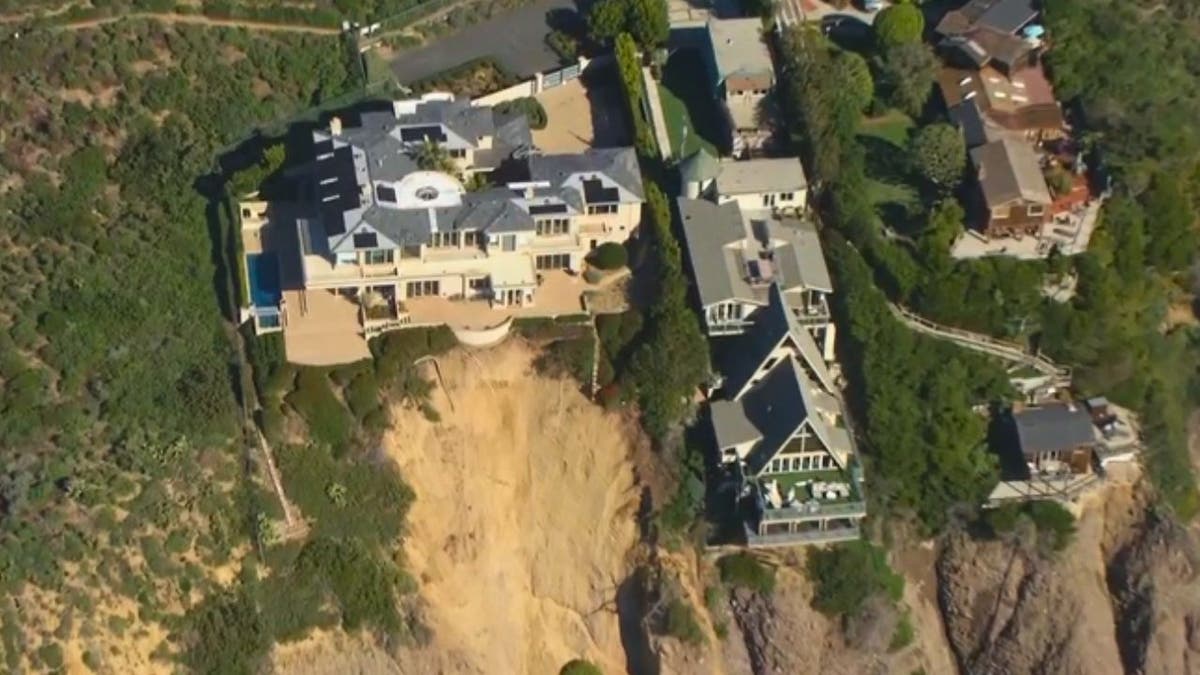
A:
[{"left": 246, "top": 253, "right": 282, "bottom": 308}]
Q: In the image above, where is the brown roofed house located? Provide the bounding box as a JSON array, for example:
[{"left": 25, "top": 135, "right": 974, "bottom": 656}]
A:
[
  {"left": 938, "top": 65, "right": 1065, "bottom": 145},
  {"left": 970, "top": 137, "right": 1053, "bottom": 238}
]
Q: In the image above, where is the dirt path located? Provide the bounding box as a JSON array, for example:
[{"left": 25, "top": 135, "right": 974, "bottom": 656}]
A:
[{"left": 1, "top": 10, "right": 341, "bottom": 34}]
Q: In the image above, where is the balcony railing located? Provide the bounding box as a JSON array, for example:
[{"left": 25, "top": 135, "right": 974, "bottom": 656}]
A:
[
  {"left": 746, "top": 525, "right": 861, "bottom": 548},
  {"left": 758, "top": 499, "right": 867, "bottom": 523}
]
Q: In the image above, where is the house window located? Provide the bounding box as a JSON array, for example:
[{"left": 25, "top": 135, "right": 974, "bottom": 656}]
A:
[
  {"left": 536, "top": 218, "right": 570, "bottom": 236},
  {"left": 762, "top": 194, "right": 776, "bottom": 207},
  {"left": 586, "top": 204, "right": 618, "bottom": 215},
  {"left": 535, "top": 253, "right": 571, "bottom": 270},
  {"left": 405, "top": 280, "right": 440, "bottom": 297},
  {"left": 468, "top": 277, "right": 488, "bottom": 290},
  {"left": 780, "top": 192, "right": 794, "bottom": 202},
  {"left": 501, "top": 235, "right": 516, "bottom": 252},
  {"left": 790, "top": 457, "right": 801, "bottom": 471},
  {"left": 448, "top": 148, "right": 466, "bottom": 158},
  {"left": 430, "top": 232, "right": 461, "bottom": 248},
  {"left": 335, "top": 251, "right": 357, "bottom": 265},
  {"left": 364, "top": 249, "right": 393, "bottom": 265},
  {"left": 991, "top": 206, "right": 1011, "bottom": 220},
  {"left": 769, "top": 459, "right": 781, "bottom": 473},
  {"left": 762, "top": 356, "right": 778, "bottom": 372},
  {"left": 463, "top": 231, "right": 477, "bottom": 247},
  {"left": 1028, "top": 204, "right": 1046, "bottom": 216}
]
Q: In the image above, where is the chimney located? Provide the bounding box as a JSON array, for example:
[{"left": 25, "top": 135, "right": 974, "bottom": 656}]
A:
[{"left": 329, "top": 116, "right": 343, "bottom": 136}]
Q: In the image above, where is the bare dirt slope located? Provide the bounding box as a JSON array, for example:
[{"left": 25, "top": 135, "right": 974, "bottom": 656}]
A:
[{"left": 385, "top": 341, "right": 641, "bottom": 674}]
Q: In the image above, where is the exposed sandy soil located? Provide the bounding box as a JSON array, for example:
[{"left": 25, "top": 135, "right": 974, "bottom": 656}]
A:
[{"left": 383, "top": 341, "right": 642, "bottom": 674}]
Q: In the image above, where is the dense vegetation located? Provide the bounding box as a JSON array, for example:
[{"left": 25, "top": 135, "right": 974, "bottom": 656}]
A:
[
  {"left": 2, "top": 0, "right": 459, "bottom": 27},
  {"left": 806, "top": 541, "right": 903, "bottom": 619},
  {"left": 984, "top": 499, "right": 1077, "bottom": 553},
  {"left": 779, "top": 7, "right": 1200, "bottom": 523},
  {"left": 0, "top": 18, "right": 439, "bottom": 670}
]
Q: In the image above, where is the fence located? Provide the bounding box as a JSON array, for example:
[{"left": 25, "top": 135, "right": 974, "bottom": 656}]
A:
[{"left": 471, "top": 56, "right": 600, "bottom": 107}]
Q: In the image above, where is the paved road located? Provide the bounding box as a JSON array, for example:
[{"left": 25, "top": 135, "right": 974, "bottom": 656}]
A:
[
  {"left": 391, "top": 0, "right": 577, "bottom": 84},
  {"left": 775, "top": 0, "right": 886, "bottom": 29}
]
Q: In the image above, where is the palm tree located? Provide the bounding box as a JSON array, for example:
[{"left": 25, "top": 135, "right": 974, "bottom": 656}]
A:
[{"left": 413, "top": 138, "right": 456, "bottom": 173}]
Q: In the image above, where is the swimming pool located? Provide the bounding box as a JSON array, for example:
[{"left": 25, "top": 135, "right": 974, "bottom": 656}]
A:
[{"left": 246, "top": 252, "right": 282, "bottom": 308}]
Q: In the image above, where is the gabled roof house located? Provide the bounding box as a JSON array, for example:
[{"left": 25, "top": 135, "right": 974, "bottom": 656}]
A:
[{"left": 677, "top": 197, "right": 832, "bottom": 336}]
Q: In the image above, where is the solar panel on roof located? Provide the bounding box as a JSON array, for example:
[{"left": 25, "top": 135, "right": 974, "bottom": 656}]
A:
[
  {"left": 582, "top": 178, "right": 619, "bottom": 204},
  {"left": 353, "top": 232, "right": 378, "bottom": 249},
  {"left": 528, "top": 203, "right": 567, "bottom": 215},
  {"left": 376, "top": 184, "right": 397, "bottom": 203},
  {"left": 399, "top": 125, "right": 447, "bottom": 143}
]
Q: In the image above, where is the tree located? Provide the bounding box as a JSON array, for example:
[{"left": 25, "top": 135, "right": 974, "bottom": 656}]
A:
[
  {"left": 874, "top": 42, "right": 936, "bottom": 117},
  {"left": 834, "top": 51, "right": 873, "bottom": 113},
  {"left": 909, "top": 123, "right": 966, "bottom": 189},
  {"left": 873, "top": 3, "right": 924, "bottom": 48},
  {"left": 806, "top": 541, "right": 904, "bottom": 619},
  {"left": 1141, "top": 172, "right": 1197, "bottom": 271},
  {"left": 627, "top": 0, "right": 669, "bottom": 50},
  {"left": 412, "top": 139, "right": 456, "bottom": 173},
  {"left": 587, "top": 0, "right": 626, "bottom": 46}
]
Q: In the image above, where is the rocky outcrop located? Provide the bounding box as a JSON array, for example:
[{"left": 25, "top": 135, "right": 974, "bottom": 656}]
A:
[
  {"left": 1107, "top": 515, "right": 1200, "bottom": 675},
  {"left": 937, "top": 482, "right": 1200, "bottom": 675}
]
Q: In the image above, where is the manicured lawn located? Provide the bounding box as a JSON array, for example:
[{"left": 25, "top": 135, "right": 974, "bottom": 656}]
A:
[
  {"left": 660, "top": 49, "right": 725, "bottom": 157},
  {"left": 859, "top": 109, "right": 915, "bottom": 148}
]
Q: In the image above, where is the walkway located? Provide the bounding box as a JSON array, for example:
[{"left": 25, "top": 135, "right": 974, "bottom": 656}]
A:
[
  {"left": 3, "top": 10, "right": 342, "bottom": 34},
  {"left": 888, "top": 303, "right": 1070, "bottom": 380},
  {"left": 641, "top": 67, "right": 672, "bottom": 160}
]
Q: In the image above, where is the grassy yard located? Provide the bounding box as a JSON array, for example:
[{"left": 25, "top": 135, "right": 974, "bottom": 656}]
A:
[
  {"left": 859, "top": 109, "right": 915, "bottom": 147},
  {"left": 660, "top": 49, "right": 725, "bottom": 158}
]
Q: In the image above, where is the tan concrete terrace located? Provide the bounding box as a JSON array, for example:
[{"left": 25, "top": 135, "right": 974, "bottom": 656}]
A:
[
  {"left": 280, "top": 269, "right": 629, "bottom": 364},
  {"left": 282, "top": 289, "right": 371, "bottom": 366}
]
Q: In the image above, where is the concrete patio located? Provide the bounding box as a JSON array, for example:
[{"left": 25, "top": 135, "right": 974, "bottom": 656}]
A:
[{"left": 282, "top": 289, "right": 371, "bottom": 366}]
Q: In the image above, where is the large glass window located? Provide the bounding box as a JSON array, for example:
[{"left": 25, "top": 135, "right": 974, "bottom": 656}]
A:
[
  {"left": 586, "top": 204, "right": 617, "bottom": 215},
  {"left": 405, "top": 280, "right": 441, "bottom": 297},
  {"left": 535, "top": 254, "right": 571, "bottom": 270},
  {"left": 536, "top": 218, "right": 570, "bottom": 236},
  {"left": 364, "top": 249, "right": 393, "bottom": 265}
]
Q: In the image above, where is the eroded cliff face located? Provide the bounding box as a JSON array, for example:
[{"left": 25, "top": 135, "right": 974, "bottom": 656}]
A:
[{"left": 937, "top": 480, "right": 1200, "bottom": 675}]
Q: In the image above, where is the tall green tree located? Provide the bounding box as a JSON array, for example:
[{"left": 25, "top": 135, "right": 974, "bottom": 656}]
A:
[
  {"left": 873, "top": 3, "right": 925, "bottom": 48},
  {"left": 909, "top": 122, "right": 966, "bottom": 189},
  {"left": 834, "top": 51, "right": 874, "bottom": 113},
  {"left": 1141, "top": 172, "right": 1197, "bottom": 271},
  {"left": 873, "top": 42, "right": 937, "bottom": 117},
  {"left": 587, "top": 0, "right": 626, "bottom": 46},
  {"left": 627, "top": 0, "right": 669, "bottom": 49}
]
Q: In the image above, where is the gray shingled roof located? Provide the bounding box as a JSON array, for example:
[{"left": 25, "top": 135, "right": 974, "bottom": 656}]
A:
[
  {"left": 1013, "top": 404, "right": 1095, "bottom": 456},
  {"left": 679, "top": 198, "right": 749, "bottom": 307},
  {"left": 740, "top": 359, "right": 840, "bottom": 475},
  {"left": 678, "top": 199, "right": 833, "bottom": 310},
  {"left": 529, "top": 147, "right": 645, "bottom": 200},
  {"left": 720, "top": 283, "right": 834, "bottom": 398},
  {"left": 712, "top": 399, "right": 762, "bottom": 450},
  {"left": 312, "top": 98, "right": 645, "bottom": 254},
  {"left": 970, "top": 137, "right": 1052, "bottom": 207}
]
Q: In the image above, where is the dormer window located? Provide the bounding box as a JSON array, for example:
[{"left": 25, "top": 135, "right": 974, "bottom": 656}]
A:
[{"left": 376, "top": 184, "right": 397, "bottom": 203}]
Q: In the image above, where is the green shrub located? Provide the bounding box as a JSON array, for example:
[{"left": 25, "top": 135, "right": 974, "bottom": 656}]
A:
[
  {"left": 494, "top": 97, "right": 548, "bottom": 130},
  {"left": 1025, "top": 500, "right": 1077, "bottom": 551},
  {"left": 546, "top": 30, "right": 580, "bottom": 64},
  {"left": 181, "top": 587, "right": 268, "bottom": 675},
  {"left": 286, "top": 369, "right": 352, "bottom": 450},
  {"left": 534, "top": 335, "right": 595, "bottom": 387},
  {"left": 37, "top": 642, "right": 64, "bottom": 670},
  {"left": 664, "top": 597, "right": 705, "bottom": 645},
  {"left": 717, "top": 553, "right": 776, "bottom": 594},
  {"left": 588, "top": 242, "right": 628, "bottom": 270},
  {"left": 890, "top": 611, "right": 915, "bottom": 651},
  {"left": 806, "top": 541, "right": 903, "bottom": 619},
  {"left": 292, "top": 537, "right": 401, "bottom": 633},
  {"left": 560, "top": 658, "right": 603, "bottom": 675}
]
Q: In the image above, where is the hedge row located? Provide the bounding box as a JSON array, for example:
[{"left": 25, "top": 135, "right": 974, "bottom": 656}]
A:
[{"left": 614, "top": 32, "right": 659, "bottom": 160}]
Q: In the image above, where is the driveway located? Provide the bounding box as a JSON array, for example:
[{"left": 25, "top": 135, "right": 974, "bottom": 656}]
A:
[
  {"left": 391, "top": 0, "right": 579, "bottom": 84},
  {"left": 775, "top": 0, "right": 887, "bottom": 29}
]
